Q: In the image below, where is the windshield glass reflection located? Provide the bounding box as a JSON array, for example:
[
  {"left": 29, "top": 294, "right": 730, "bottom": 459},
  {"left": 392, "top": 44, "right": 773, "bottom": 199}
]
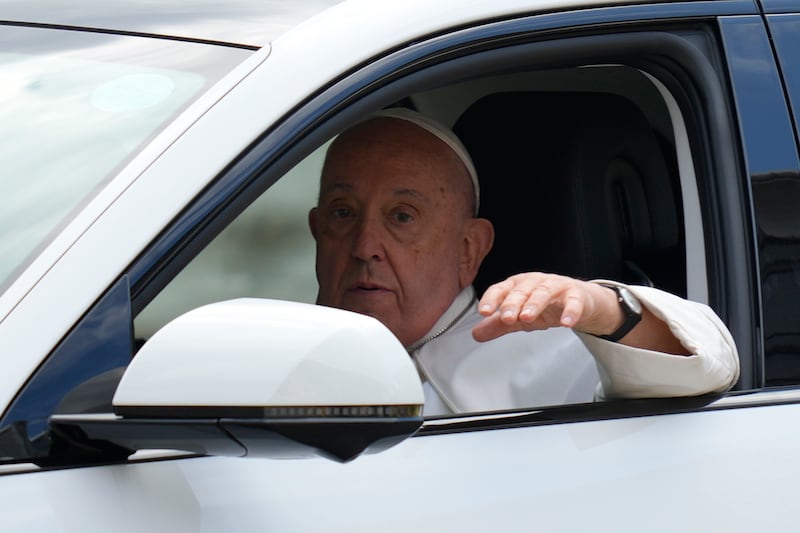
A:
[{"left": 0, "top": 25, "right": 251, "bottom": 294}]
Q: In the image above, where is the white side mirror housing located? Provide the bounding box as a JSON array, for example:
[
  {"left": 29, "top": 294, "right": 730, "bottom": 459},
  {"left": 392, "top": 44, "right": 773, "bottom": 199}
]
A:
[{"left": 52, "top": 299, "right": 424, "bottom": 463}]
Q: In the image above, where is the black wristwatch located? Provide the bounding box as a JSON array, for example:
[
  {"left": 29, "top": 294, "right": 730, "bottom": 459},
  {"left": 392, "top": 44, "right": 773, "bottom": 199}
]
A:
[{"left": 599, "top": 284, "right": 642, "bottom": 342}]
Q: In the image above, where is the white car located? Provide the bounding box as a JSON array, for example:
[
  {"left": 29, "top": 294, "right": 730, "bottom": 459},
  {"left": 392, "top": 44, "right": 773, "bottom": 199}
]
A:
[{"left": 2, "top": 0, "right": 800, "bottom": 530}]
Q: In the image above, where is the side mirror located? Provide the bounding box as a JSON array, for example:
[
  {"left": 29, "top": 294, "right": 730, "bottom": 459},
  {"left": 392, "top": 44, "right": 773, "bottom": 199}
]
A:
[{"left": 51, "top": 299, "right": 424, "bottom": 463}]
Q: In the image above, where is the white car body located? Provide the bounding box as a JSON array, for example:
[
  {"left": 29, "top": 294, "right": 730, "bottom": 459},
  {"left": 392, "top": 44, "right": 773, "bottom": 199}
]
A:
[{"left": 2, "top": 0, "right": 800, "bottom": 530}]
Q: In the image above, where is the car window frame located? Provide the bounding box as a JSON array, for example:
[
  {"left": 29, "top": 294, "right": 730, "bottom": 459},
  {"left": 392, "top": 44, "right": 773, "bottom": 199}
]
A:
[
  {"left": 129, "top": 21, "right": 756, "bottom": 404},
  {"left": 1, "top": 3, "right": 770, "bottom": 468}
]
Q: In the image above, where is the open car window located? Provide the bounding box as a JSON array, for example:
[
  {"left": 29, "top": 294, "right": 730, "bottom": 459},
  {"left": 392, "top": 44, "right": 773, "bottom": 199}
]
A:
[
  {"left": 134, "top": 63, "right": 707, "bottom": 410},
  {"left": 135, "top": 146, "right": 324, "bottom": 339}
]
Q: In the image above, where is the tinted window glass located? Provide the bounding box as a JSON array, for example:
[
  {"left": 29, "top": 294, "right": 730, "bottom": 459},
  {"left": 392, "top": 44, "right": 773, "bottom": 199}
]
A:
[{"left": 755, "top": 14, "right": 800, "bottom": 385}]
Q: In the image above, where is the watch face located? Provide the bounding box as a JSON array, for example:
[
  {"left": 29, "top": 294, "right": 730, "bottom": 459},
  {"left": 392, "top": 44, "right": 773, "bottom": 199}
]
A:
[{"left": 618, "top": 287, "right": 643, "bottom": 315}]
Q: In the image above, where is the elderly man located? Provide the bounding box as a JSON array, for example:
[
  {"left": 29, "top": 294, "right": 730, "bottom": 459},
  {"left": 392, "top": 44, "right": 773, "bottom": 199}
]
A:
[{"left": 309, "top": 108, "right": 739, "bottom": 415}]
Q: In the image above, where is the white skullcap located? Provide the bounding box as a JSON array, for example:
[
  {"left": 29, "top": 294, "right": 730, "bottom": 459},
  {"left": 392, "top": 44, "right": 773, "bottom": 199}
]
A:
[{"left": 367, "top": 107, "right": 480, "bottom": 215}]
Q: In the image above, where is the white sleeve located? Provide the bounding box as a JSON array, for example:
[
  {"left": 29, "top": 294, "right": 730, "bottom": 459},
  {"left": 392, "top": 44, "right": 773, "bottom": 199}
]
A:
[{"left": 575, "top": 282, "right": 740, "bottom": 399}]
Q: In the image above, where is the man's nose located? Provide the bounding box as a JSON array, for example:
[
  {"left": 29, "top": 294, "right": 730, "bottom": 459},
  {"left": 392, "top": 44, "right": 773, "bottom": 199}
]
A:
[{"left": 350, "top": 217, "right": 385, "bottom": 261}]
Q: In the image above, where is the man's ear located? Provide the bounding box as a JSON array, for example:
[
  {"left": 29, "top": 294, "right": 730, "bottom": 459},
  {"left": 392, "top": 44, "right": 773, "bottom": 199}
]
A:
[
  {"left": 459, "top": 217, "right": 494, "bottom": 289},
  {"left": 308, "top": 207, "right": 319, "bottom": 240}
]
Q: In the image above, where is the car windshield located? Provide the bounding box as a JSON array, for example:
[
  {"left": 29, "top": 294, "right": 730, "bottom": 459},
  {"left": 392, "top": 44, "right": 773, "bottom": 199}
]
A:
[{"left": 0, "top": 25, "right": 253, "bottom": 294}]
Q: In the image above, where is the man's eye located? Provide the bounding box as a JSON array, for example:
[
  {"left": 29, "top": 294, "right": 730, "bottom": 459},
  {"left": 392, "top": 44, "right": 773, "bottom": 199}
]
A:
[
  {"left": 331, "top": 207, "right": 352, "bottom": 218},
  {"left": 392, "top": 211, "right": 414, "bottom": 223}
]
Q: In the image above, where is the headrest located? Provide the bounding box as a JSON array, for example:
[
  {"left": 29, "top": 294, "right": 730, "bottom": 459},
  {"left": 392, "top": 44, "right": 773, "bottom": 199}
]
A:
[{"left": 454, "top": 91, "right": 682, "bottom": 295}]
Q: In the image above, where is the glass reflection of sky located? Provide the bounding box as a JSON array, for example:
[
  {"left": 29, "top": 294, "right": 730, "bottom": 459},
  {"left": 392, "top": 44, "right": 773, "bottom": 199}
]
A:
[
  {"left": 2, "top": 0, "right": 346, "bottom": 48},
  {"left": 0, "top": 27, "right": 251, "bottom": 293}
]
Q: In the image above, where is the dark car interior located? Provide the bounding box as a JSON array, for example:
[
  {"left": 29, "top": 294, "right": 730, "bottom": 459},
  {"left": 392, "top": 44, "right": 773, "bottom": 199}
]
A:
[{"left": 452, "top": 90, "right": 686, "bottom": 299}]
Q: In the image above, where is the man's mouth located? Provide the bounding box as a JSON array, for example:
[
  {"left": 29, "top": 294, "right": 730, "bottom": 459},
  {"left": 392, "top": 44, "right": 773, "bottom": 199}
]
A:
[{"left": 348, "top": 281, "right": 391, "bottom": 293}]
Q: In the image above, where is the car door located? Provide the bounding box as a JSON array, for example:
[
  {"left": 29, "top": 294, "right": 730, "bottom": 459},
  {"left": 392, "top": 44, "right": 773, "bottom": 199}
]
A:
[{"left": 3, "top": 1, "right": 800, "bottom": 532}]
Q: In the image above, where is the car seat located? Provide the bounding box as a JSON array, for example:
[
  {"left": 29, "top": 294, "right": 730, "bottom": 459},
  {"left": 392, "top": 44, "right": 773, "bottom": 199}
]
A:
[{"left": 452, "top": 91, "right": 685, "bottom": 298}]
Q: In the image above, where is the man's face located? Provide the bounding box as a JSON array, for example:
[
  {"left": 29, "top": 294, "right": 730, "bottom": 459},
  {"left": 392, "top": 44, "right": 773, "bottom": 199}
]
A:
[{"left": 310, "top": 118, "right": 476, "bottom": 347}]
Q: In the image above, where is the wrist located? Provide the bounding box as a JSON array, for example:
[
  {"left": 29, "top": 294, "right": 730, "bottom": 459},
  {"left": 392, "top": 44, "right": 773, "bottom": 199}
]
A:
[{"left": 596, "top": 284, "right": 642, "bottom": 342}]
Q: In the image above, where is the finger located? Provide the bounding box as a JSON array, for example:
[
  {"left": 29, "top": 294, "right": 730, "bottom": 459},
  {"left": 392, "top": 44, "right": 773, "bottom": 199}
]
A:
[
  {"left": 472, "top": 312, "right": 525, "bottom": 342},
  {"left": 517, "top": 280, "right": 558, "bottom": 323},
  {"left": 559, "top": 287, "right": 585, "bottom": 327},
  {"left": 498, "top": 286, "right": 538, "bottom": 324},
  {"left": 473, "top": 304, "right": 553, "bottom": 341},
  {"left": 478, "top": 279, "right": 516, "bottom": 316}
]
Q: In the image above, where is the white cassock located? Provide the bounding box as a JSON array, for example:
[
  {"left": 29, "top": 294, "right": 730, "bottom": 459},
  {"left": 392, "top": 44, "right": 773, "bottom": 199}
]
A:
[{"left": 409, "top": 283, "right": 740, "bottom": 416}]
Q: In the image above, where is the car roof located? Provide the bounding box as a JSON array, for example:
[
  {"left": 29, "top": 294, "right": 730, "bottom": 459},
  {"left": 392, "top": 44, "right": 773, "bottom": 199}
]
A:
[
  {"left": 0, "top": 0, "right": 346, "bottom": 47},
  {"left": 1, "top": 0, "right": 718, "bottom": 48}
]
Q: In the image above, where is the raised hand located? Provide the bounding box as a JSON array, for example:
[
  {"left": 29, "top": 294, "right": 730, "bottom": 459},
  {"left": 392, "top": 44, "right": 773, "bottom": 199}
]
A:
[{"left": 472, "top": 273, "right": 621, "bottom": 342}]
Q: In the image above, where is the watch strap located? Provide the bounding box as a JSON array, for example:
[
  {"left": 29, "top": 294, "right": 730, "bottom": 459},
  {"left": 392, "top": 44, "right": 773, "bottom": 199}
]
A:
[{"left": 599, "top": 285, "right": 642, "bottom": 342}]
